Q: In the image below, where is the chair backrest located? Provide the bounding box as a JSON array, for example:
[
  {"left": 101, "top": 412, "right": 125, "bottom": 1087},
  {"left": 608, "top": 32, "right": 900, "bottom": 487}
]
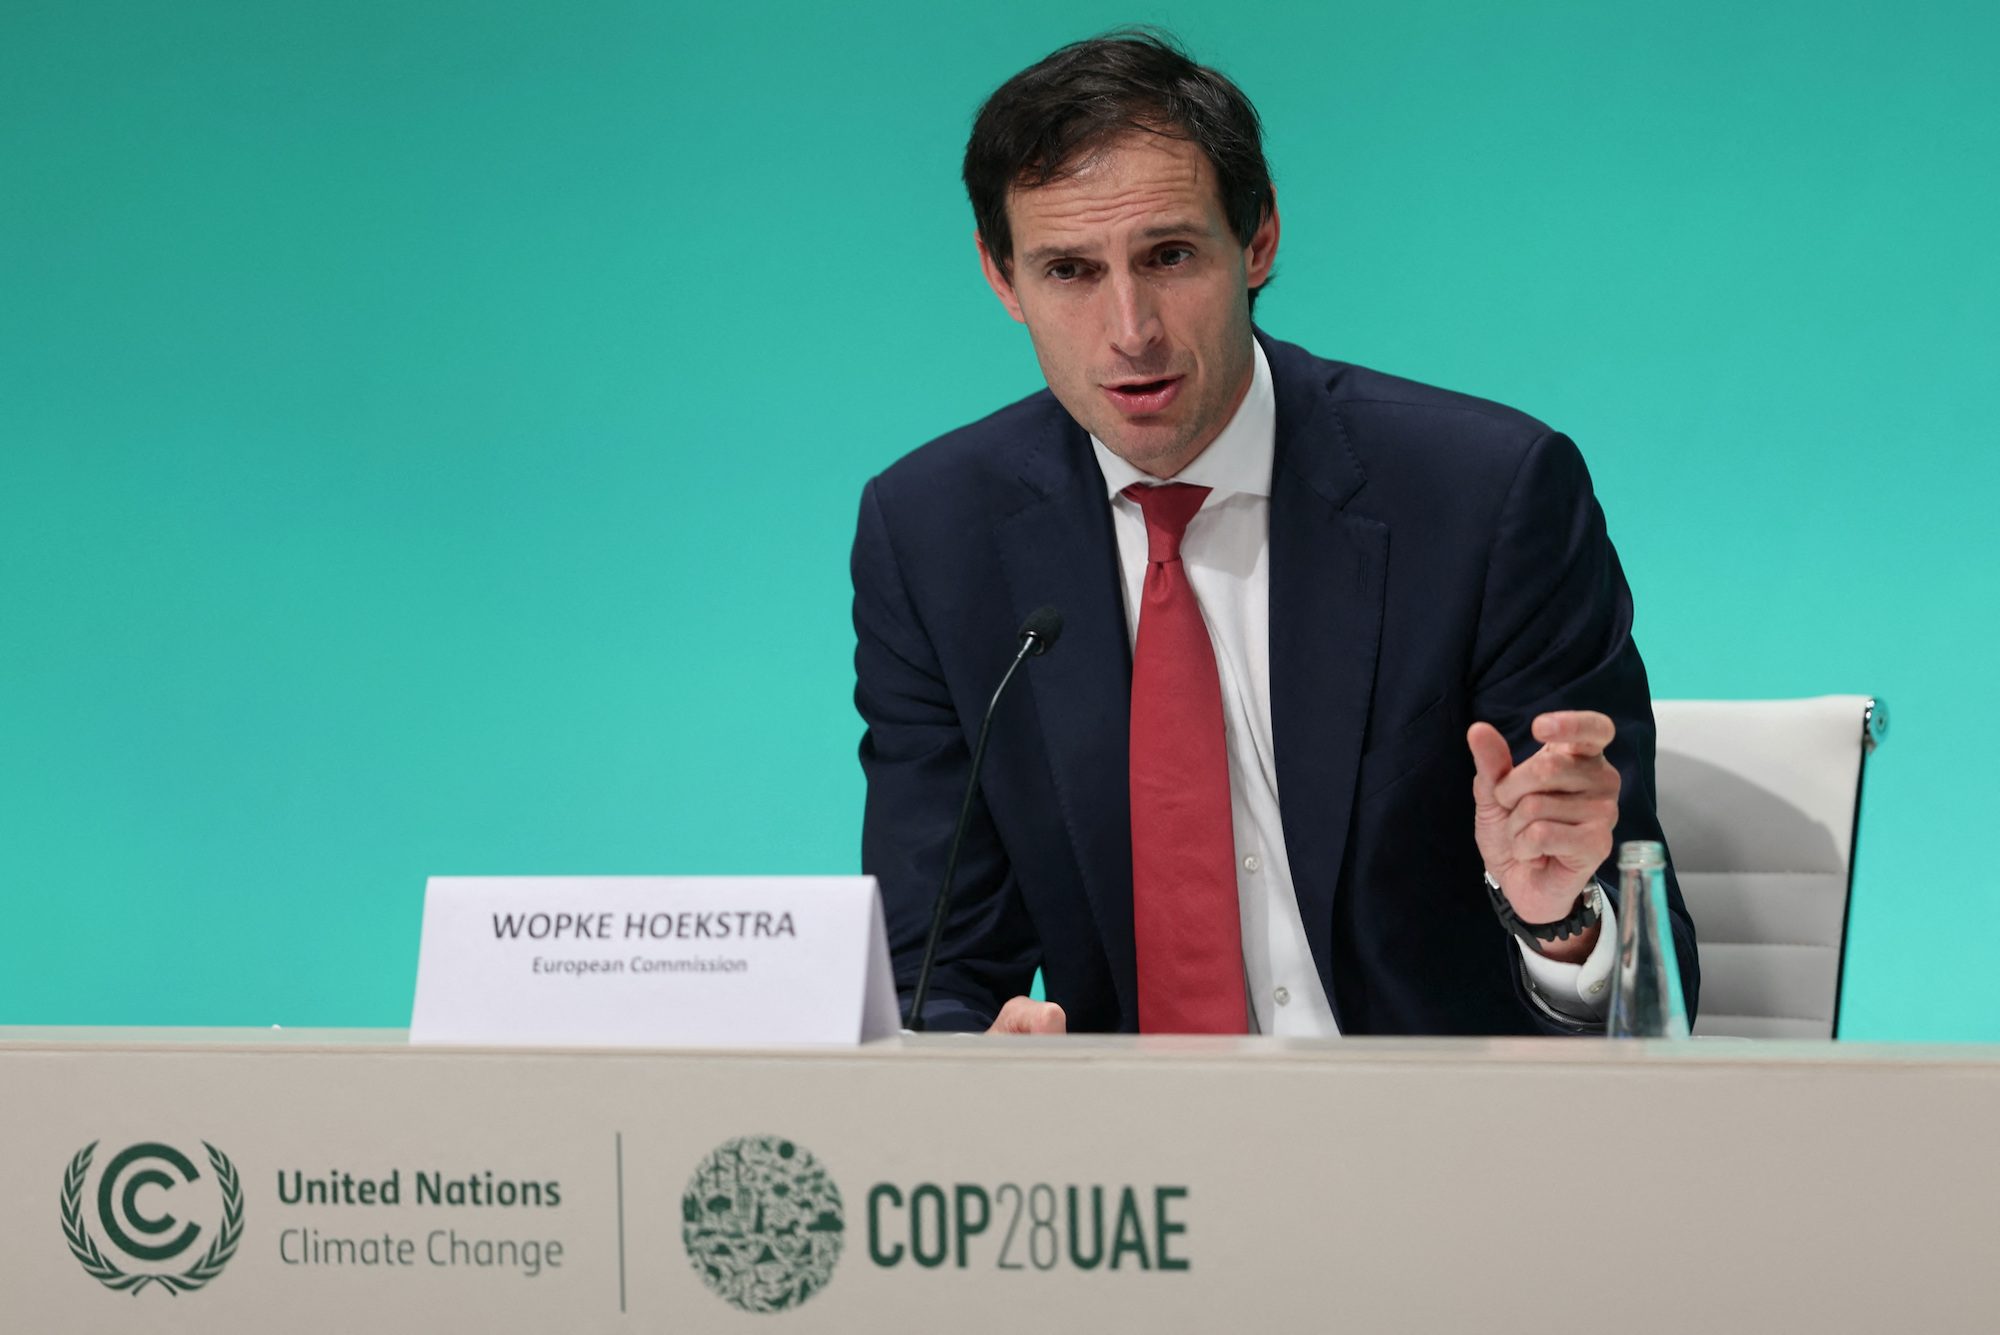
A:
[{"left": 1650, "top": 696, "right": 1885, "bottom": 1039}]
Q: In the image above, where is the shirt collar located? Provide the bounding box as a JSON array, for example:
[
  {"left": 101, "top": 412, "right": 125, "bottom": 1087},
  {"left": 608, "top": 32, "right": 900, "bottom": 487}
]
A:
[{"left": 1089, "top": 338, "right": 1274, "bottom": 501}]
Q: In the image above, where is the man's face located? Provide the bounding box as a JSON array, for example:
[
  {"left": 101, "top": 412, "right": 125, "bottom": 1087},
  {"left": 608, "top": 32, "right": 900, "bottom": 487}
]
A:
[{"left": 979, "top": 132, "right": 1279, "bottom": 479}]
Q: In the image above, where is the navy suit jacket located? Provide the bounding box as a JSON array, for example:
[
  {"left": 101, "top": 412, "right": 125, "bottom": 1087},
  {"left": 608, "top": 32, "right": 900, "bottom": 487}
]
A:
[{"left": 851, "top": 331, "right": 1699, "bottom": 1035}]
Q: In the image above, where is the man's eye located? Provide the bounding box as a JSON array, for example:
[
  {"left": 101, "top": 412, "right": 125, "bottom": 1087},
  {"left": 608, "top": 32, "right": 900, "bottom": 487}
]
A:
[
  {"left": 1157, "top": 246, "right": 1194, "bottom": 267},
  {"left": 1047, "top": 261, "right": 1083, "bottom": 281}
]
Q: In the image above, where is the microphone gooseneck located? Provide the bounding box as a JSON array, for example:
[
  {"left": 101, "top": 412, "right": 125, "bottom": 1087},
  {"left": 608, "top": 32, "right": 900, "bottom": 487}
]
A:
[{"left": 906, "top": 607, "right": 1063, "bottom": 1031}]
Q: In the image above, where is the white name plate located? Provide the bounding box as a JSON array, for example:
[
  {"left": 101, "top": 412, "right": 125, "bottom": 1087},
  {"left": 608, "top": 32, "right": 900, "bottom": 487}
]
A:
[{"left": 409, "top": 876, "right": 900, "bottom": 1048}]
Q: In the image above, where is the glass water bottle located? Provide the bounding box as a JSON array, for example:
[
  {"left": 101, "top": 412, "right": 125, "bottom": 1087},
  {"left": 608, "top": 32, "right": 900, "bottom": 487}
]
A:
[{"left": 1606, "top": 840, "right": 1690, "bottom": 1038}]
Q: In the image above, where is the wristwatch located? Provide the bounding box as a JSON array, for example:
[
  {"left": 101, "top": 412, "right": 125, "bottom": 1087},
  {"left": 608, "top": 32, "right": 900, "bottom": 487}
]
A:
[{"left": 1484, "top": 872, "right": 1603, "bottom": 945}]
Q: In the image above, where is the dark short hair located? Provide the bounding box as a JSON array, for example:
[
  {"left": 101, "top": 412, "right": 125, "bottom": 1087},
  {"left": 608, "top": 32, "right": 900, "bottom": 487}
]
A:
[{"left": 963, "top": 29, "right": 1274, "bottom": 303}]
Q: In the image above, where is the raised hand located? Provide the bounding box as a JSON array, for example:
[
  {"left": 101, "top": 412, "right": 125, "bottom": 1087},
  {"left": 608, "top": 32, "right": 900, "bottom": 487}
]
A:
[{"left": 1466, "top": 711, "right": 1620, "bottom": 959}]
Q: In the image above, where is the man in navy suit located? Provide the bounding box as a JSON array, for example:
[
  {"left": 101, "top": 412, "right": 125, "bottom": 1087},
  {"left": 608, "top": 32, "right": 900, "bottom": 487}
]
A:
[{"left": 851, "top": 32, "right": 1699, "bottom": 1036}]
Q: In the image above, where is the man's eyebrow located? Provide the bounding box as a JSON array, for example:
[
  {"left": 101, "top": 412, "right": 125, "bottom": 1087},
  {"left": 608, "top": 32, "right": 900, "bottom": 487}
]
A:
[
  {"left": 1019, "top": 222, "right": 1211, "bottom": 269},
  {"left": 1019, "top": 242, "right": 1092, "bottom": 268}
]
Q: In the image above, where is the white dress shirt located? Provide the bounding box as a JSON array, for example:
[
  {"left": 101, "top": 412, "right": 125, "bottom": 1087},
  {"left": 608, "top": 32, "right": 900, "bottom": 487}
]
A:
[{"left": 1090, "top": 341, "right": 1615, "bottom": 1035}]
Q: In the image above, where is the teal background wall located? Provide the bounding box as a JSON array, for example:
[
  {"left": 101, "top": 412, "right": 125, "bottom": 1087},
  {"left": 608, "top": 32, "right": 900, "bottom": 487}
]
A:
[{"left": 3, "top": 2, "right": 1995, "bottom": 1036}]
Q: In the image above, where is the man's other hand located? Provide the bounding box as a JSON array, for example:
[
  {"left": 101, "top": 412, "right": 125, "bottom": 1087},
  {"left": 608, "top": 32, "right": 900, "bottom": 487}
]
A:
[
  {"left": 987, "top": 997, "right": 1067, "bottom": 1034},
  {"left": 1466, "top": 711, "right": 1619, "bottom": 962}
]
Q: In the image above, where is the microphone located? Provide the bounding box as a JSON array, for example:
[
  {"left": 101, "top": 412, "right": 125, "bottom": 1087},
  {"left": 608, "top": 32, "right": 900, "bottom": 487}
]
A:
[
  {"left": 906, "top": 607, "right": 1063, "bottom": 1031},
  {"left": 1017, "top": 606, "right": 1062, "bottom": 656}
]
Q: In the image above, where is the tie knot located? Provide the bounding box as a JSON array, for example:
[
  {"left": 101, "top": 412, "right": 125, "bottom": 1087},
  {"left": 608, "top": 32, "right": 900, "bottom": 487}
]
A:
[{"left": 1122, "top": 483, "right": 1211, "bottom": 562}]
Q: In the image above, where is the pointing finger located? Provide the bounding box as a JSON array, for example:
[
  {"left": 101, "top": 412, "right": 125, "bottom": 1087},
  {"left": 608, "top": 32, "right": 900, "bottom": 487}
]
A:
[{"left": 1531, "top": 711, "right": 1616, "bottom": 757}]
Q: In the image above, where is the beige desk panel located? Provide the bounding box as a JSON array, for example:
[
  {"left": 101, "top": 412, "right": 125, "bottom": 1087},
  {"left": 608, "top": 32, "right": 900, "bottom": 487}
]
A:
[{"left": 1, "top": 1031, "right": 1994, "bottom": 1333}]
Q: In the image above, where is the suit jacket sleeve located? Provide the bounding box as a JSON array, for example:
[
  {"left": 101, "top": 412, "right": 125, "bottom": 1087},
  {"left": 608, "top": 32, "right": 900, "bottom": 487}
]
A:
[
  {"left": 851, "top": 476, "right": 1042, "bottom": 1031},
  {"left": 1469, "top": 429, "right": 1701, "bottom": 1031}
]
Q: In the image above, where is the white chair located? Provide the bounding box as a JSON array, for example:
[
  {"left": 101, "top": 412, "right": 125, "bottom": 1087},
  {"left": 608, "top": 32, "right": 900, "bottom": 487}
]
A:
[{"left": 1651, "top": 696, "right": 1885, "bottom": 1039}]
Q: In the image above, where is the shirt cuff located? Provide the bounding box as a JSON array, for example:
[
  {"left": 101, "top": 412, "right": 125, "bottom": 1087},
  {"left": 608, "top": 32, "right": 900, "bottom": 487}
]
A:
[{"left": 1515, "top": 889, "right": 1617, "bottom": 1021}]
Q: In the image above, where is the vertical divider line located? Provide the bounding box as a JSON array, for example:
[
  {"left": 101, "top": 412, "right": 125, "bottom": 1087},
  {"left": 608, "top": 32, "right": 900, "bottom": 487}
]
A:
[{"left": 616, "top": 1131, "right": 628, "bottom": 1314}]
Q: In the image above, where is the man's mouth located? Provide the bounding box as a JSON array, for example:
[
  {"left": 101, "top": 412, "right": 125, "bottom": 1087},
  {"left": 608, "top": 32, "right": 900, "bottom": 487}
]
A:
[{"left": 1103, "top": 376, "right": 1184, "bottom": 416}]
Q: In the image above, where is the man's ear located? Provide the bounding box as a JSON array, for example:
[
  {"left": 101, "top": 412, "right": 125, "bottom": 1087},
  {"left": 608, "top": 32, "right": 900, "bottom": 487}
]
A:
[
  {"left": 1245, "top": 194, "right": 1281, "bottom": 292},
  {"left": 976, "top": 232, "right": 1027, "bottom": 324}
]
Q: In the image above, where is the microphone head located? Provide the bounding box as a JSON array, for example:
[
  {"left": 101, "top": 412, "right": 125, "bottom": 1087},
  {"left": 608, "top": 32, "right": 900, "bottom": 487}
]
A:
[{"left": 1019, "top": 606, "right": 1063, "bottom": 656}]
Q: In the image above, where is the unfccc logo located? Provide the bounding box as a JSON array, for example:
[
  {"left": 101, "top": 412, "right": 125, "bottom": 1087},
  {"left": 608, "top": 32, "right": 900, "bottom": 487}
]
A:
[{"left": 60, "top": 1141, "right": 245, "bottom": 1295}]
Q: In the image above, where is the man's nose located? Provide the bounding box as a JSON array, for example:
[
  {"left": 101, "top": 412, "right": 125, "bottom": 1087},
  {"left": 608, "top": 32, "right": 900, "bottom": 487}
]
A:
[{"left": 1106, "top": 269, "right": 1163, "bottom": 359}]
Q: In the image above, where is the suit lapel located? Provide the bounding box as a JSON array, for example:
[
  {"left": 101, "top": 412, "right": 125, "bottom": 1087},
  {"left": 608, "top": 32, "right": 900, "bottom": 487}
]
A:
[
  {"left": 1263, "top": 335, "right": 1388, "bottom": 1000},
  {"left": 994, "top": 408, "right": 1139, "bottom": 1022}
]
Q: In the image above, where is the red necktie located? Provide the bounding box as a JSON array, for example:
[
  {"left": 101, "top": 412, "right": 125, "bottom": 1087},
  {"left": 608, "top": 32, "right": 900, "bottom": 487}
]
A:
[{"left": 1124, "top": 483, "right": 1248, "bottom": 1034}]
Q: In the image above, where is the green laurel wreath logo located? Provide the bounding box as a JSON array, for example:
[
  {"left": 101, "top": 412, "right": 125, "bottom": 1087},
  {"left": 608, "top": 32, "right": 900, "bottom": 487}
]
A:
[{"left": 61, "top": 1141, "right": 245, "bottom": 1295}]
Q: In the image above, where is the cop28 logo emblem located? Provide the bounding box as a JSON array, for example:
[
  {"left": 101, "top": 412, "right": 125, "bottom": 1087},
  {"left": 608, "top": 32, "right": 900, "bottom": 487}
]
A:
[
  {"left": 60, "top": 1141, "right": 245, "bottom": 1295},
  {"left": 681, "top": 1135, "right": 844, "bottom": 1313}
]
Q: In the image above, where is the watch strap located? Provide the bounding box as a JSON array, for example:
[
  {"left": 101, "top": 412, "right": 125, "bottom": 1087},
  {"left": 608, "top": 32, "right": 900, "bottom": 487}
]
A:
[{"left": 1484, "top": 872, "right": 1603, "bottom": 945}]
